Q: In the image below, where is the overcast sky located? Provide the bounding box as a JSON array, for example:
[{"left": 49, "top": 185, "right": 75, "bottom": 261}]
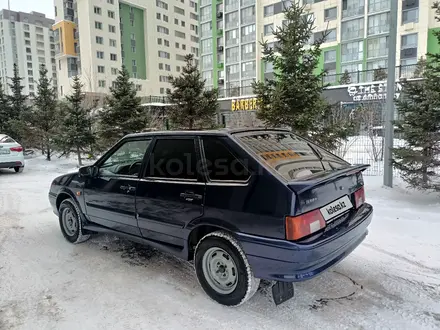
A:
[{"left": 1, "top": 0, "right": 54, "bottom": 19}]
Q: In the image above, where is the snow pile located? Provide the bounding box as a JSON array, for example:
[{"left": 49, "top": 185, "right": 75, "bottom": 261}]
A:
[{"left": 0, "top": 157, "right": 439, "bottom": 329}]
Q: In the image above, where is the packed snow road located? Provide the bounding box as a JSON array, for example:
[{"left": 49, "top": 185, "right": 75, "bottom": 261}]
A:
[{"left": 1, "top": 157, "right": 439, "bottom": 330}]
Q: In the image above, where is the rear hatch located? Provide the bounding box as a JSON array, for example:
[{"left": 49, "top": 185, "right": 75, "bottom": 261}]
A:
[
  {"left": 237, "top": 131, "right": 367, "bottom": 240},
  {"left": 0, "top": 136, "right": 23, "bottom": 163}
]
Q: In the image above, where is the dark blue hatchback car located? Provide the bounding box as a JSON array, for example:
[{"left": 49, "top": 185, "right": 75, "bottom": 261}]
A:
[{"left": 48, "top": 128, "right": 372, "bottom": 306}]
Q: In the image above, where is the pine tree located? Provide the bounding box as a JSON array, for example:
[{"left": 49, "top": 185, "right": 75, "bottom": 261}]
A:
[
  {"left": 392, "top": 3, "right": 440, "bottom": 191},
  {"left": 252, "top": 3, "right": 351, "bottom": 149},
  {"left": 99, "top": 66, "right": 146, "bottom": 147},
  {"left": 0, "top": 81, "right": 10, "bottom": 133},
  {"left": 55, "top": 76, "right": 95, "bottom": 166},
  {"left": 339, "top": 70, "right": 351, "bottom": 85},
  {"left": 31, "top": 65, "right": 59, "bottom": 161},
  {"left": 7, "top": 63, "right": 29, "bottom": 141},
  {"left": 167, "top": 54, "right": 218, "bottom": 129},
  {"left": 373, "top": 67, "right": 387, "bottom": 81}
]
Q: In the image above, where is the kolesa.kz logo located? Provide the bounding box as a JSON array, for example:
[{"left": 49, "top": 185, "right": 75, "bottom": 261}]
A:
[{"left": 326, "top": 201, "right": 347, "bottom": 215}]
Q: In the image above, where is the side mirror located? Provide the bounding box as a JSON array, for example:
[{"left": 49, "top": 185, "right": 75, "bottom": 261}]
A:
[{"left": 79, "top": 165, "right": 98, "bottom": 178}]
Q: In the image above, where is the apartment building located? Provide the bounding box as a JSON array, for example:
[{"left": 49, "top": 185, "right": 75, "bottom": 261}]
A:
[
  {"left": 0, "top": 10, "right": 57, "bottom": 97},
  {"left": 53, "top": 0, "right": 200, "bottom": 99},
  {"left": 200, "top": 0, "right": 440, "bottom": 98}
]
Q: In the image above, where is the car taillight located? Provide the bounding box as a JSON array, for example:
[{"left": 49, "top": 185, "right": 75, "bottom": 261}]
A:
[
  {"left": 354, "top": 186, "right": 365, "bottom": 209},
  {"left": 10, "top": 146, "right": 23, "bottom": 152},
  {"left": 285, "top": 210, "right": 326, "bottom": 241}
]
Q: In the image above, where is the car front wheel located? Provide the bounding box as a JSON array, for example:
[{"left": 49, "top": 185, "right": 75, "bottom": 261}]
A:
[
  {"left": 59, "top": 199, "right": 90, "bottom": 244},
  {"left": 194, "top": 231, "right": 260, "bottom": 306}
]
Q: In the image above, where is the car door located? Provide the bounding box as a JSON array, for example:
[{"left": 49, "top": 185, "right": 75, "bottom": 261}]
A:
[
  {"left": 83, "top": 138, "right": 152, "bottom": 236},
  {"left": 135, "top": 136, "right": 205, "bottom": 248}
]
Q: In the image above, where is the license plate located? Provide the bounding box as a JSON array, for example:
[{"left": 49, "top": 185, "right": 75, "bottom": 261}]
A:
[
  {"left": 320, "top": 195, "right": 353, "bottom": 222},
  {"left": 0, "top": 149, "right": 10, "bottom": 155}
]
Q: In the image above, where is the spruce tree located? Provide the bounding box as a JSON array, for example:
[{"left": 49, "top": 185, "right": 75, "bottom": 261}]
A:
[
  {"left": 7, "top": 63, "right": 29, "bottom": 141},
  {"left": 31, "top": 65, "right": 59, "bottom": 161},
  {"left": 392, "top": 4, "right": 440, "bottom": 191},
  {"left": 373, "top": 67, "right": 387, "bottom": 81},
  {"left": 99, "top": 66, "right": 146, "bottom": 147},
  {"left": 167, "top": 54, "right": 218, "bottom": 129},
  {"left": 339, "top": 70, "right": 351, "bottom": 85},
  {"left": 0, "top": 81, "right": 10, "bottom": 133},
  {"left": 252, "top": 3, "right": 351, "bottom": 149},
  {"left": 56, "top": 76, "right": 95, "bottom": 166}
]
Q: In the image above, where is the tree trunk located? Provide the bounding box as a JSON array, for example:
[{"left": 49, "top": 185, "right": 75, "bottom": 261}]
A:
[
  {"left": 422, "top": 148, "right": 429, "bottom": 184},
  {"left": 46, "top": 144, "right": 51, "bottom": 161},
  {"left": 188, "top": 119, "right": 194, "bottom": 130},
  {"left": 77, "top": 146, "right": 82, "bottom": 167}
]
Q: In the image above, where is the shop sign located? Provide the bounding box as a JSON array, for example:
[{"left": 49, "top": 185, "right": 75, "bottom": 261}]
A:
[
  {"left": 347, "top": 82, "right": 402, "bottom": 102},
  {"left": 231, "top": 97, "right": 258, "bottom": 111}
]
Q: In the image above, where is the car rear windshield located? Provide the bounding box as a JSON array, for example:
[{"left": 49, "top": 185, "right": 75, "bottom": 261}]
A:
[{"left": 238, "top": 132, "right": 349, "bottom": 181}]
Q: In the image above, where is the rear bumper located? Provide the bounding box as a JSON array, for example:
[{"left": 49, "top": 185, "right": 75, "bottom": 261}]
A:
[
  {"left": 236, "top": 203, "right": 373, "bottom": 282},
  {"left": 0, "top": 161, "right": 24, "bottom": 169},
  {"left": 49, "top": 193, "right": 58, "bottom": 216}
]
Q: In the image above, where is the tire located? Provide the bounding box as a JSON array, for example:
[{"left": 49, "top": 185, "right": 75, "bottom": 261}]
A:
[
  {"left": 194, "top": 231, "right": 260, "bottom": 306},
  {"left": 58, "top": 199, "right": 90, "bottom": 244},
  {"left": 14, "top": 166, "right": 23, "bottom": 173}
]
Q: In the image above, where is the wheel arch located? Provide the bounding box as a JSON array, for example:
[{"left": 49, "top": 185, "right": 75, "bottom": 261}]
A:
[{"left": 186, "top": 219, "right": 240, "bottom": 261}]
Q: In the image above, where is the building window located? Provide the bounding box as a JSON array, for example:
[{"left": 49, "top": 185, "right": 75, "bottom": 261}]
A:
[
  {"left": 201, "top": 22, "right": 212, "bottom": 38},
  {"left": 264, "top": 23, "right": 273, "bottom": 36},
  {"left": 136, "top": 84, "right": 142, "bottom": 91},
  {"left": 109, "top": 39, "right": 116, "bottom": 47},
  {"left": 367, "top": 36, "right": 388, "bottom": 59},
  {"left": 157, "top": 38, "right": 162, "bottom": 45},
  {"left": 107, "top": 0, "right": 114, "bottom": 4},
  {"left": 201, "top": 39, "right": 212, "bottom": 53},
  {"left": 158, "top": 50, "right": 170, "bottom": 58},
  {"left": 163, "top": 15, "right": 169, "bottom": 22},
  {"left": 401, "top": 33, "right": 418, "bottom": 49},
  {"left": 108, "top": 25, "right": 116, "bottom": 33},
  {"left": 95, "top": 21, "right": 102, "bottom": 30},
  {"left": 201, "top": 55, "right": 213, "bottom": 69},
  {"left": 368, "top": 12, "right": 390, "bottom": 35},
  {"left": 157, "top": 26, "right": 169, "bottom": 34},
  {"left": 110, "top": 53, "right": 117, "bottom": 61},
  {"left": 98, "top": 65, "right": 105, "bottom": 73},
  {"left": 174, "top": 6, "right": 185, "bottom": 15},
  {"left": 98, "top": 80, "right": 106, "bottom": 87},
  {"left": 182, "top": 44, "right": 186, "bottom": 50},
  {"left": 226, "top": 46, "right": 239, "bottom": 63},
  {"left": 24, "top": 32, "right": 30, "bottom": 38},
  {"left": 24, "top": 24, "right": 29, "bottom": 31},
  {"left": 368, "top": 0, "right": 390, "bottom": 13},
  {"left": 342, "top": 0, "right": 365, "bottom": 19},
  {"left": 264, "top": 4, "right": 274, "bottom": 17},
  {"left": 241, "top": 24, "right": 256, "bottom": 43},
  {"left": 341, "top": 18, "right": 364, "bottom": 41},
  {"left": 96, "top": 51, "right": 104, "bottom": 59},
  {"left": 108, "top": 10, "right": 115, "bottom": 18},
  {"left": 156, "top": 0, "right": 169, "bottom": 10},
  {"left": 175, "top": 18, "right": 179, "bottom": 25},
  {"left": 111, "top": 68, "right": 118, "bottom": 75},
  {"left": 175, "top": 31, "right": 186, "bottom": 39},
  {"left": 94, "top": 6, "right": 102, "bottom": 15},
  {"left": 157, "top": 13, "right": 161, "bottom": 19},
  {"left": 164, "top": 39, "right": 170, "bottom": 47},
  {"left": 200, "top": 6, "right": 211, "bottom": 21},
  {"left": 341, "top": 41, "right": 364, "bottom": 62},
  {"left": 241, "top": 43, "right": 256, "bottom": 61},
  {"left": 402, "top": 8, "right": 418, "bottom": 24},
  {"left": 324, "top": 7, "right": 337, "bottom": 21},
  {"left": 26, "top": 55, "right": 32, "bottom": 61},
  {"left": 96, "top": 36, "right": 103, "bottom": 44},
  {"left": 324, "top": 50, "right": 337, "bottom": 63}
]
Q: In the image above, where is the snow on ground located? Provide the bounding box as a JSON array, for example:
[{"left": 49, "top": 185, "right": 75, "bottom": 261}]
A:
[{"left": 1, "top": 155, "right": 440, "bottom": 330}]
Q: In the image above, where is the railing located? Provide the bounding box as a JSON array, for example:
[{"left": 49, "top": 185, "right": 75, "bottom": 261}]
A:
[{"left": 138, "top": 64, "right": 421, "bottom": 103}]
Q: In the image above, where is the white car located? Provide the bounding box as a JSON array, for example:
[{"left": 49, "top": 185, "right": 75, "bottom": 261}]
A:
[{"left": 0, "top": 134, "right": 25, "bottom": 173}]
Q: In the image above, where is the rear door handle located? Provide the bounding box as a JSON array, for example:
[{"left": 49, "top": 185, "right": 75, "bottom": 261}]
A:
[{"left": 180, "top": 191, "right": 202, "bottom": 202}]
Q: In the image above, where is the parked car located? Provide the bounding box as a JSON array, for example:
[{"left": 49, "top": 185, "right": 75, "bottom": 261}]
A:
[
  {"left": 48, "top": 128, "right": 372, "bottom": 306},
  {"left": 0, "top": 134, "right": 25, "bottom": 173}
]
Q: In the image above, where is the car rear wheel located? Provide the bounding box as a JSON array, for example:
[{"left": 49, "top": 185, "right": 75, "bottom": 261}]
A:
[
  {"left": 59, "top": 199, "right": 90, "bottom": 244},
  {"left": 194, "top": 231, "right": 260, "bottom": 306},
  {"left": 14, "top": 166, "right": 23, "bottom": 173}
]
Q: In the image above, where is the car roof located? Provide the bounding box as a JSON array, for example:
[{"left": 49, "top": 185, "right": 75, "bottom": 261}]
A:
[{"left": 124, "top": 127, "right": 291, "bottom": 138}]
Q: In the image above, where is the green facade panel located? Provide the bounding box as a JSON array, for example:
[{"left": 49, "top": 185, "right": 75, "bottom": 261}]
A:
[
  {"left": 427, "top": 28, "right": 440, "bottom": 55},
  {"left": 120, "top": 3, "right": 147, "bottom": 80}
]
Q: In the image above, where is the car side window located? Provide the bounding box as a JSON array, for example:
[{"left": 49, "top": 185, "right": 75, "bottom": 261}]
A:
[
  {"left": 144, "top": 138, "right": 198, "bottom": 180},
  {"left": 0, "top": 136, "right": 15, "bottom": 143},
  {"left": 99, "top": 139, "right": 151, "bottom": 177},
  {"left": 202, "top": 137, "right": 250, "bottom": 182}
]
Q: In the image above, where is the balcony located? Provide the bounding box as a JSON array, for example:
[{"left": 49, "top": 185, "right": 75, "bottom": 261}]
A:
[
  {"left": 341, "top": 29, "right": 364, "bottom": 41},
  {"left": 368, "top": 1, "right": 390, "bottom": 13}
]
